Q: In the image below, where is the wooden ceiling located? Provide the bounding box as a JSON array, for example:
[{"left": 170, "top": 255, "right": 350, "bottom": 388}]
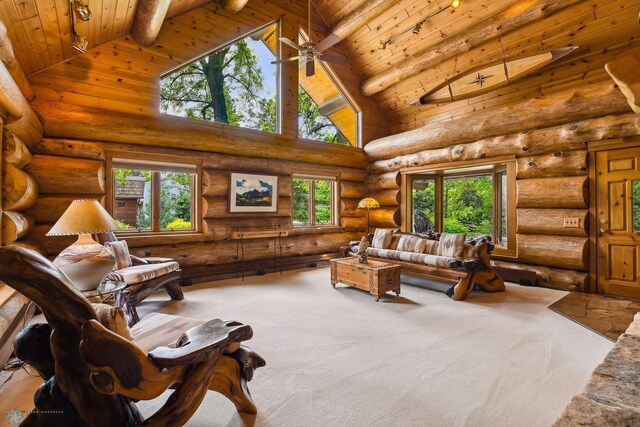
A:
[{"left": 1, "top": 0, "right": 639, "bottom": 134}]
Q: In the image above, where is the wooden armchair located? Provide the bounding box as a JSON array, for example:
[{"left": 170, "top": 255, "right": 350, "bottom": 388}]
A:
[
  {"left": 98, "top": 231, "right": 184, "bottom": 325},
  {"left": 0, "top": 245, "right": 265, "bottom": 426}
]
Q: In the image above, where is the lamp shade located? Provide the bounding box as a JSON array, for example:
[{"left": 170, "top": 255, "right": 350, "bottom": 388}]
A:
[
  {"left": 357, "top": 198, "right": 380, "bottom": 209},
  {"left": 47, "top": 199, "right": 118, "bottom": 236}
]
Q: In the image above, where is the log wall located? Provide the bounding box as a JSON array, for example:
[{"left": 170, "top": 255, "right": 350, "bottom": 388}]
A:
[{"left": 364, "top": 81, "right": 640, "bottom": 292}]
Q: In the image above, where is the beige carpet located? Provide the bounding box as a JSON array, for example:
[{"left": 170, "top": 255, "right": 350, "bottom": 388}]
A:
[{"left": 131, "top": 267, "right": 613, "bottom": 427}]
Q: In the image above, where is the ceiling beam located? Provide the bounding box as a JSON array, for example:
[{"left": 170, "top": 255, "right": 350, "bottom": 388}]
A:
[
  {"left": 0, "top": 20, "right": 34, "bottom": 101},
  {"left": 606, "top": 48, "right": 640, "bottom": 114},
  {"left": 131, "top": 0, "right": 250, "bottom": 47},
  {"left": 361, "top": 0, "right": 582, "bottom": 97}
]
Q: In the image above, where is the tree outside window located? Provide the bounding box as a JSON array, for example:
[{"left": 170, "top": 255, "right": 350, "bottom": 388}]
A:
[{"left": 293, "top": 177, "right": 336, "bottom": 227}]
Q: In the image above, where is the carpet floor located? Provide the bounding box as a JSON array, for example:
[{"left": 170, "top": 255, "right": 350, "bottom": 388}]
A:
[{"left": 132, "top": 266, "right": 613, "bottom": 427}]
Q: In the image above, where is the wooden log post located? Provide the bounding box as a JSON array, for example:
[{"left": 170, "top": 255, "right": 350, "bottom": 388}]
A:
[
  {"left": 606, "top": 48, "right": 640, "bottom": 114},
  {"left": 364, "top": 81, "right": 630, "bottom": 161},
  {"left": 491, "top": 260, "right": 588, "bottom": 291},
  {"left": 517, "top": 234, "right": 589, "bottom": 271},
  {"left": 517, "top": 176, "right": 588, "bottom": 209},
  {"left": 369, "top": 207, "right": 401, "bottom": 228},
  {"left": 130, "top": 0, "right": 172, "bottom": 47},
  {"left": 3, "top": 129, "right": 32, "bottom": 168},
  {"left": 26, "top": 155, "right": 105, "bottom": 195},
  {"left": 1, "top": 210, "right": 33, "bottom": 245},
  {"left": 3, "top": 164, "right": 39, "bottom": 211},
  {"left": 339, "top": 181, "right": 366, "bottom": 199},
  {"left": 0, "top": 61, "right": 43, "bottom": 145},
  {"left": 361, "top": 0, "right": 582, "bottom": 96},
  {"left": 0, "top": 20, "right": 34, "bottom": 101},
  {"left": 516, "top": 150, "right": 588, "bottom": 179},
  {"left": 369, "top": 113, "right": 640, "bottom": 173},
  {"left": 516, "top": 208, "right": 588, "bottom": 237}
]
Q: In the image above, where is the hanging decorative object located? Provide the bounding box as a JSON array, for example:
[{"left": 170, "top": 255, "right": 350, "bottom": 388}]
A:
[
  {"left": 69, "top": 0, "right": 92, "bottom": 53},
  {"left": 377, "top": 0, "right": 461, "bottom": 50},
  {"left": 414, "top": 46, "right": 578, "bottom": 105}
]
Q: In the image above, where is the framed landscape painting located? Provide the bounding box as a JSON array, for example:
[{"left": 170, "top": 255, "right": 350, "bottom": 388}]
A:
[{"left": 229, "top": 173, "right": 278, "bottom": 212}]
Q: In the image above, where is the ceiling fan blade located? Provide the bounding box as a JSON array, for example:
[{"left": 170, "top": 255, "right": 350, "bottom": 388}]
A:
[
  {"left": 271, "top": 56, "right": 303, "bottom": 64},
  {"left": 306, "top": 59, "right": 315, "bottom": 77},
  {"left": 314, "top": 34, "right": 341, "bottom": 53},
  {"left": 318, "top": 54, "right": 350, "bottom": 65},
  {"left": 278, "top": 37, "right": 303, "bottom": 51}
]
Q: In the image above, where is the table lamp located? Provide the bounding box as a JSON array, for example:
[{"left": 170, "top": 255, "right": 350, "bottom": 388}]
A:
[
  {"left": 47, "top": 199, "right": 119, "bottom": 292},
  {"left": 358, "top": 197, "right": 380, "bottom": 235}
]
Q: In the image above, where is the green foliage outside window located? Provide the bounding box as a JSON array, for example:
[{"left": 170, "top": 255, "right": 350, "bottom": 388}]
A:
[
  {"left": 443, "top": 175, "right": 493, "bottom": 236},
  {"left": 633, "top": 180, "right": 640, "bottom": 232},
  {"left": 293, "top": 178, "right": 309, "bottom": 225},
  {"left": 293, "top": 177, "right": 333, "bottom": 226},
  {"left": 314, "top": 180, "right": 332, "bottom": 224}
]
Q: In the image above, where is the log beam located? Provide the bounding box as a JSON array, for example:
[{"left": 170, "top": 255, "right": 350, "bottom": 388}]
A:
[
  {"left": 606, "top": 48, "right": 640, "bottom": 114},
  {"left": 365, "top": 81, "right": 630, "bottom": 161},
  {"left": 323, "top": 0, "right": 397, "bottom": 47},
  {"left": 3, "top": 129, "right": 32, "bottom": 168},
  {"left": 370, "top": 113, "right": 640, "bottom": 172},
  {"left": 1, "top": 210, "right": 32, "bottom": 245},
  {"left": 361, "top": 0, "right": 582, "bottom": 96},
  {"left": 215, "top": 0, "right": 250, "bottom": 14},
  {"left": 517, "top": 176, "right": 588, "bottom": 209},
  {"left": 491, "top": 260, "right": 587, "bottom": 292},
  {"left": 517, "top": 234, "right": 588, "bottom": 271},
  {"left": 0, "top": 20, "right": 34, "bottom": 101},
  {"left": 26, "top": 155, "right": 105, "bottom": 195},
  {"left": 130, "top": 0, "right": 172, "bottom": 47},
  {"left": 0, "top": 61, "right": 43, "bottom": 144},
  {"left": 516, "top": 150, "right": 587, "bottom": 179},
  {"left": 369, "top": 207, "right": 400, "bottom": 228},
  {"left": 31, "top": 100, "right": 368, "bottom": 169},
  {"left": 516, "top": 208, "right": 588, "bottom": 237},
  {"left": 3, "top": 164, "right": 39, "bottom": 211}
]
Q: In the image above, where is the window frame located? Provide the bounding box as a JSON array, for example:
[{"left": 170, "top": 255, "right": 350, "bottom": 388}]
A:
[
  {"left": 402, "top": 157, "right": 516, "bottom": 257},
  {"left": 291, "top": 174, "right": 339, "bottom": 228},
  {"left": 106, "top": 152, "right": 202, "bottom": 236}
]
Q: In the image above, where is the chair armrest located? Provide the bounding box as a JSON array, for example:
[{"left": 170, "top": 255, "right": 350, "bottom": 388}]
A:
[
  {"left": 130, "top": 255, "right": 149, "bottom": 265},
  {"left": 143, "top": 257, "right": 175, "bottom": 264}
]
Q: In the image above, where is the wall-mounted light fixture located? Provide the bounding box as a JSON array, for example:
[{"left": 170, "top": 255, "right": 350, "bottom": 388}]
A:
[
  {"left": 377, "top": 0, "right": 461, "bottom": 50},
  {"left": 70, "top": 0, "right": 92, "bottom": 53}
]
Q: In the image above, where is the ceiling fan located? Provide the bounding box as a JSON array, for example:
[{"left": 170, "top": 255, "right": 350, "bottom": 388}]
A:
[{"left": 271, "top": 0, "right": 348, "bottom": 77}]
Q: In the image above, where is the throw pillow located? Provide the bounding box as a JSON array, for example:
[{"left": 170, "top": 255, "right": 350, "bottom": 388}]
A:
[
  {"left": 397, "top": 235, "right": 427, "bottom": 253},
  {"left": 438, "top": 232, "right": 466, "bottom": 258},
  {"left": 424, "top": 239, "right": 440, "bottom": 255},
  {"left": 105, "top": 240, "right": 132, "bottom": 269},
  {"left": 91, "top": 303, "right": 133, "bottom": 340},
  {"left": 371, "top": 229, "right": 393, "bottom": 249}
]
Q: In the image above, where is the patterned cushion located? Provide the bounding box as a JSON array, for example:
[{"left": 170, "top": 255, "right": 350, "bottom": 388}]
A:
[
  {"left": 113, "top": 261, "right": 179, "bottom": 285},
  {"left": 131, "top": 312, "right": 204, "bottom": 353},
  {"left": 438, "top": 232, "right": 466, "bottom": 258},
  {"left": 396, "top": 235, "right": 426, "bottom": 253},
  {"left": 92, "top": 303, "right": 133, "bottom": 340},
  {"left": 366, "top": 248, "right": 456, "bottom": 268},
  {"left": 371, "top": 229, "right": 393, "bottom": 249},
  {"left": 424, "top": 239, "right": 440, "bottom": 255},
  {"left": 105, "top": 240, "right": 132, "bottom": 269}
]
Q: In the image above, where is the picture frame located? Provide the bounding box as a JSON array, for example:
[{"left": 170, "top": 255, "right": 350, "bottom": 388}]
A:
[{"left": 229, "top": 173, "right": 278, "bottom": 212}]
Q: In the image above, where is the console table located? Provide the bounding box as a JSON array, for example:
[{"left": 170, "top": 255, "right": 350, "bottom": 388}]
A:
[{"left": 232, "top": 227, "right": 288, "bottom": 280}]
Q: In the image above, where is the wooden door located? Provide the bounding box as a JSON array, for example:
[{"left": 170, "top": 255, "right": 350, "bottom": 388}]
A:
[{"left": 596, "top": 147, "right": 640, "bottom": 298}]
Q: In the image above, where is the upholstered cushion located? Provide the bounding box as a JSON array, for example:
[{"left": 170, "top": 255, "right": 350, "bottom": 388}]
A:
[
  {"left": 396, "top": 235, "right": 426, "bottom": 253},
  {"left": 131, "top": 312, "right": 204, "bottom": 353},
  {"left": 424, "top": 239, "right": 440, "bottom": 255},
  {"left": 92, "top": 303, "right": 133, "bottom": 340},
  {"left": 111, "top": 261, "right": 179, "bottom": 285},
  {"left": 438, "top": 233, "right": 466, "bottom": 258},
  {"left": 366, "top": 248, "right": 456, "bottom": 268},
  {"left": 105, "top": 240, "right": 132, "bottom": 269},
  {"left": 371, "top": 229, "right": 393, "bottom": 249}
]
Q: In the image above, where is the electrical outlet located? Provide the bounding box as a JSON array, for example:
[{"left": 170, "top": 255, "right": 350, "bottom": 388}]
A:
[{"left": 564, "top": 218, "right": 581, "bottom": 228}]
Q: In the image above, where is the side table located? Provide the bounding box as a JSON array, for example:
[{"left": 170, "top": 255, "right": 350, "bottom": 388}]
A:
[{"left": 81, "top": 280, "right": 137, "bottom": 325}]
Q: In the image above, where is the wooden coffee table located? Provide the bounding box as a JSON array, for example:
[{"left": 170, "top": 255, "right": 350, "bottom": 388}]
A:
[{"left": 330, "top": 257, "right": 401, "bottom": 301}]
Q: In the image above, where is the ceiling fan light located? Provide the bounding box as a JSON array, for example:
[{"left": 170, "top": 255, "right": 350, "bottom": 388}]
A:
[
  {"left": 72, "top": 34, "right": 88, "bottom": 53},
  {"left": 412, "top": 23, "right": 422, "bottom": 35},
  {"left": 451, "top": 0, "right": 461, "bottom": 9},
  {"left": 72, "top": 0, "right": 92, "bottom": 21}
]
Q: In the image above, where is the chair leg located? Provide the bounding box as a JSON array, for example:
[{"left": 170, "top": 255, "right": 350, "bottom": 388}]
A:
[
  {"left": 209, "top": 355, "right": 258, "bottom": 414},
  {"left": 451, "top": 276, "right": 474, "bottom": 301},
  {"left": 164, "top": 280, "right": 184, "bottom": 301}
]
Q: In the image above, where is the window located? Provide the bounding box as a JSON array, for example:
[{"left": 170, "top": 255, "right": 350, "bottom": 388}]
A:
[
  {"left": 297, "top": 32, "right": 360, "bottom": 146},
  {"left": 109, "top": 157, "right": 199, "bottom": 233},
  {"left": 406, "top": 161, "right": 516, "bottom": 255},
  {"left": 292, "top": 175, "right": 338, "bottom": 227},
  {"left": 160, "top": 22, "right": 278, "bottom": 133}
]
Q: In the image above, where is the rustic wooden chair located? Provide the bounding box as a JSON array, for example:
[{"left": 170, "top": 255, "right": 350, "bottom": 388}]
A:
[
  {"left": 97, "top": 231, "right": 184, "bottom": 325},
  {"left": 0, "top": 245, "right": 265, "bottom": 426}
]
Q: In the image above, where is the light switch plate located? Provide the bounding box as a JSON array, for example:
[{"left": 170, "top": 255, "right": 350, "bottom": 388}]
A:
[{"left": 564, "top": 218, "right": 581, "bottom": 228}]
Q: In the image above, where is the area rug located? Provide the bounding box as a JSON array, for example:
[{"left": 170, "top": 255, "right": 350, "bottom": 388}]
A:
[
  {"left": 131, "top": 266, "right": 612, "bottom": 427},
  {"left": 548, "top": 291, "right": 640, "bottom": 342}
]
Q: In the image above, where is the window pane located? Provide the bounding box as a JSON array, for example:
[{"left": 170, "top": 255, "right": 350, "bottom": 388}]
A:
[
  {"left": 314, "top": 180, "right": 332, "bottom": 225},
  {"left": 443, "top": 174, "right": 493, "bottom": 237},
  {"left": 160, "top": 171, "right": 194, "bottom": 230},
  {"left": 412, "top": 178, "right": 436, "bottom": 233},
  {"left": 633, "top": 180, "right": 640, "bottom": 232},
  {"left": 113, "top": 169, "right": 151, "bottom": 232},
  {"left": 160, "top": 23, "right": 278, "bottom": 133},
  {"left": 293, "top": 178, "right": 310, "bottom": 226}
]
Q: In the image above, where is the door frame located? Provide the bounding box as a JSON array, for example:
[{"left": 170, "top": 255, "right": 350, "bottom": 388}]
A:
[{"left": 587, "top": 135, "right": 640, "bottom": 293}]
